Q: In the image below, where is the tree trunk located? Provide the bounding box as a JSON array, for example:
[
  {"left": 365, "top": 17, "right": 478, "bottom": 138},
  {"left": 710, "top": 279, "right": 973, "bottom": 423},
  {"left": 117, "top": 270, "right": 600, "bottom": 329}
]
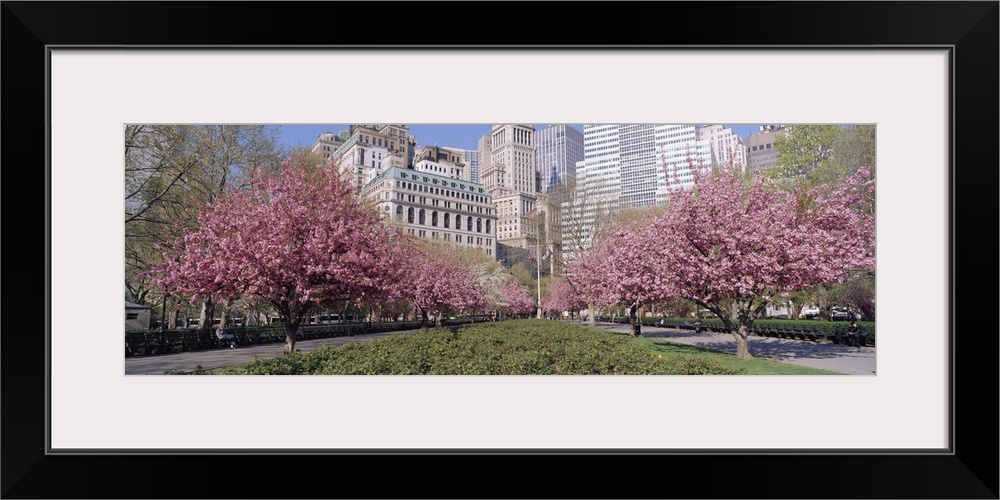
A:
[
  {"left": 789, "top": 301, "right": 803, "bottom": 320},
  {"left": 629, "top": 304, "right": 641, "bottom": 337},
  {"left": 435, "top": 312, "right": 442, "bottom": 327},
  {"left": 733, "top": 325, "right": 752, "bottom": 360},
  {"left": 283, "top": 323, "right": 299, "bottom": 355},
  {"left": 421, "top": 308, "right": 429, "bottom": 326},
  {"left": 587, "top": 303, "right": 596, "bottom": 327},
  {"left": 818, "top": 296, "right": 829, "bottom": 321},
  {"left": 197, "top": 301, "right": 207, "bottom": 329},
  {"left": 198, "top": 298, "right": 214, "bottom": 330},
  {"left": 168, "top": 308, "right": 178, "bottom": 330},
  {"left": 218, "top": 299, "right": 229, "bottom": 328}
]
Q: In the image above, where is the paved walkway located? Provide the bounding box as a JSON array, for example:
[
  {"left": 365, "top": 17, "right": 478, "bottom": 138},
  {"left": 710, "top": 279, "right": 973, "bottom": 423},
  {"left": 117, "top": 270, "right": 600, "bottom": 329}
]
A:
[
  {"left": 595, "top": 323, "right": 876, "bottom": 375},
  {"left": 126, "top": 322, "right": 876, "bottom": 375}
]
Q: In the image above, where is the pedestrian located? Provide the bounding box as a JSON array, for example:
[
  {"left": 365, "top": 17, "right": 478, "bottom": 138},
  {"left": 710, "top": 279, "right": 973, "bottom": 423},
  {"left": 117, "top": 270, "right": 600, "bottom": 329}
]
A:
[
  {"left": 694, "top": 320, "right": 702, "bottom": 334},
  {"left": 846, "top": 320, "right": 864, "bottom": 347},
  {"left": 216, "top": 325, "right": 237, "bottom": 349}
]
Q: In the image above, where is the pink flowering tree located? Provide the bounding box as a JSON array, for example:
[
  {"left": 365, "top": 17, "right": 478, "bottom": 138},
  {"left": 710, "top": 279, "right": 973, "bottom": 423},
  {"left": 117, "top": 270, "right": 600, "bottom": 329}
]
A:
[
  {"left": 457, "top": 265, "right": 488, "bottom": 322},
  {"left": 407, "top": 248, "right": 483, "bottom": 327},
  {"left": 563, "top": 243, "right": 613, "bottom": 327},
  {"left": 585, "top": 217, "right": 676, "bottom": 337},
  {"left": 152, "top": 154, "right": 408, "bottom": 354},
  {"left": 500, "top": 281, "right": 535, "bottom": 318},
  {"left": 652, "top": 165, "right": 875, "bottom": 359},
  {"left": 541, "top": 277, "right": 587, "bottom": 321}
]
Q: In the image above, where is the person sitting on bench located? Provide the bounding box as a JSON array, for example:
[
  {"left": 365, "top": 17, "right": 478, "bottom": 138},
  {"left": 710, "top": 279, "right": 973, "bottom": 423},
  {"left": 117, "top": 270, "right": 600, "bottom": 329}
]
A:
[
  {"left": 216, "top": 325, "right": 237, "bottom": 349},
  {"left": 846, "top": 320, "right": 865, "bottom": 347}
]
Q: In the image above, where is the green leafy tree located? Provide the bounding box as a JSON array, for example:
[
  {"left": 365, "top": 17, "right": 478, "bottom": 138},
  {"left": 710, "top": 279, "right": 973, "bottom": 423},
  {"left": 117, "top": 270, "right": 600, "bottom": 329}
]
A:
[{"left": 125, "top": 125, "right": 285, "bottom": 326}]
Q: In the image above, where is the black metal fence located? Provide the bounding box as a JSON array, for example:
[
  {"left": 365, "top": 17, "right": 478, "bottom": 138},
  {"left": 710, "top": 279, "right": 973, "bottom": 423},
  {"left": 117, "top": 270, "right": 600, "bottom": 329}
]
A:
[
  {"left": 125, "top": 320, "right": 446, "bottom": 357},
  {"left": 603, "top": 317, "right": 876, "bottom": 346}
]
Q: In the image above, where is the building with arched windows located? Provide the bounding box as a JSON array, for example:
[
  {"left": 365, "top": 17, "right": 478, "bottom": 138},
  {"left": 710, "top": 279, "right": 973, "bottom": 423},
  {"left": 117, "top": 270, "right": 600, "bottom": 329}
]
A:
[{"left": 361, "top": 166, "right": 497, "bottom": 258}]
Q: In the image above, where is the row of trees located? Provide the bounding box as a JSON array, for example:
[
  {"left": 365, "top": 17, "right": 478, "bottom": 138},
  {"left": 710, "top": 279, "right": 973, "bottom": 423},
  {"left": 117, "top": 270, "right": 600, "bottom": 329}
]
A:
[
  {"left": 146, "top": 153, "right": 536, "bottom": 354},
  {"left": 131, "top": 124, "right": 874, "bottom": 360},
  {"left": 541, "top": 125, "right": 876, "bottom": 359}
]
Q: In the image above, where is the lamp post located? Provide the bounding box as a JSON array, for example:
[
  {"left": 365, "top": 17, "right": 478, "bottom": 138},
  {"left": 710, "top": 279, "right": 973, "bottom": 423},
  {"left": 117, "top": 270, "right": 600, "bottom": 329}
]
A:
[
  {"left": 536, "top": 233, "right": 543, "bottom": 319},
  {"left": 535, "top": 210, "right": 549, "bottom": 319},
  {"left": 159, "top": 290, "right": 167, "bottom": 352}
]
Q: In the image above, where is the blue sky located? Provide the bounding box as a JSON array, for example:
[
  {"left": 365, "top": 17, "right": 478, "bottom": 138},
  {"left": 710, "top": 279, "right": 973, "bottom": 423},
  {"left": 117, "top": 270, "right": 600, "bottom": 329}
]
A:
[{"left": 279, "top": 124, "right": 765, "bottom": 152}]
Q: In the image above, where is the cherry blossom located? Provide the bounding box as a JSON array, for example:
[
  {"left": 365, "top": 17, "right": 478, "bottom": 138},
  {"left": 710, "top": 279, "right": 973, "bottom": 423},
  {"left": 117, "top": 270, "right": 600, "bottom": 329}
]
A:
[{"left": 153, "top": 154, "right": 407, "bottom": 354}]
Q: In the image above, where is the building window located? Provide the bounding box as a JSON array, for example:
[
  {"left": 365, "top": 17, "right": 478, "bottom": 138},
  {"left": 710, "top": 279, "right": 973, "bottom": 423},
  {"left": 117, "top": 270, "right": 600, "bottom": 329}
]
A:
[
  {"left": 126, "top": 313, "right": 139, "bottom": 320},
  {"left": 431, "top": 211, "right": 438, "bottom": 227},
  {"left": 467, "top": 216, "right": 473, "bottom": 232},
  {"left": 444, "top": 213, "right": 450, "bottom": 228},
  {"left": 419, "top": 209, "right": 425, "bottom": 225},
  {"left": 477, "top": 218, "right": 482, "bottom": 233},
  {"left": 408, "top": 207, "right": 415, "bottom": 223},
  {"left": 485, "top": 220, "right": 491, "bottom": 234}
]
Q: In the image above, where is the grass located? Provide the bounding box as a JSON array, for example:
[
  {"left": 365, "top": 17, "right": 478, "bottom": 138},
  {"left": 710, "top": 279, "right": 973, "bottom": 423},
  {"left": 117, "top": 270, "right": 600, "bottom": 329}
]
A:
[
  {"left": 188, "top": 319, "right": 841, "bottom": 375},
  {"left": 631, "top": 337, "right": 842, "bottom": 375}
]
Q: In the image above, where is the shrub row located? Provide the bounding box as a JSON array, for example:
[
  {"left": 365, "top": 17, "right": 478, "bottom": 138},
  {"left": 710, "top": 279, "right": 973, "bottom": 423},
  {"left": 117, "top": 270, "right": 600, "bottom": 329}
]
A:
[
  {"left": 608, "top": 317, "right": 875, "bottom": 345},
  {"left": 207, "top": 319, "right": 744, "bottom": 375}
]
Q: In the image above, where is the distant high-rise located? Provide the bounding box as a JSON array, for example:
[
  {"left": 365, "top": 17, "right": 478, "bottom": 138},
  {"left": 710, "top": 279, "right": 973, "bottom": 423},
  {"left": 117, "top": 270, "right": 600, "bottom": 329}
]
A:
[
  {"left": 535, "top": 125, "right": 584, "bottom": 194},
  {"left": 476, "top": 134, "right": 491, "bottom": 186},
  {"left": 565, "top": 124, "right": 712, "bottom": 255},
  {"left": 744, "top": 125, "right": 785, "bottom": 174},
  {"left": 481, "top": 125, "right": 538, "bottom": 263},
  {"left": 698, "top": 125, "right": 746, "bottom": 169},
  {"left": 461, "top": 149, "right": 479, "bottom": 183}
]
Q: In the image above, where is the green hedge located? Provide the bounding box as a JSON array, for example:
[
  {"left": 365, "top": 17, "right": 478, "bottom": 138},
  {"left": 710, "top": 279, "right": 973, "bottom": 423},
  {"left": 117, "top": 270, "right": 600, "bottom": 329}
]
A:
[
  {"left": 636, "top": 317, "right": 875, "bottom": 343},
  {"left": 207, "top": 319, "right": 743, "bottom": 375}
]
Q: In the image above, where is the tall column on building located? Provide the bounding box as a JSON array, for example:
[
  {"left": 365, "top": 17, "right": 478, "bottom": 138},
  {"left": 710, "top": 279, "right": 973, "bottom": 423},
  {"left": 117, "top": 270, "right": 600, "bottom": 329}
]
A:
[
  {"left": 477, "top": 134, "right": 493, "bottom": 193},
  {"left": 483, "top": 125, "right": 537, "bottom": 264}
]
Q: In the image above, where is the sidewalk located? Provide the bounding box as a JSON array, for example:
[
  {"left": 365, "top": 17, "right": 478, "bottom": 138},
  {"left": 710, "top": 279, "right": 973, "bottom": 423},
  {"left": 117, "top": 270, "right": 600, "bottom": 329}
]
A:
[
  {"left": 595, "top": 322, "right": 876, "bottom": 375},
  {"left": 124, "top": 328, "right": 423, "bottom": 375}
]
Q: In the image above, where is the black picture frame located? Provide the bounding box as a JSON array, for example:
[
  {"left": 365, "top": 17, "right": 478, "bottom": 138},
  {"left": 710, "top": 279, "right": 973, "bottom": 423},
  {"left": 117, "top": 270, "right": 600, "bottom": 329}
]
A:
[{"left": 3, "top": 2, "right": 997, "bottom": 498}]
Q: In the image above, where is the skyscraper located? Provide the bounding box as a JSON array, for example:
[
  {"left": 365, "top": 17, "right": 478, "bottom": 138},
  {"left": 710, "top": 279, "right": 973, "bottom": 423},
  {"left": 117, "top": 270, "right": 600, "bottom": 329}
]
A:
[
  {"left": 476, "top": 133, "right": 491, "bottom": 186},
  {"left": 535, "top": 125, "right": 584, "bottom": 194},
  {"left": 480, "top": 125, "right": 538, "bottom": 263},
  {"left": 564, "top": 124, "right": 713, "bottom": 255},
  {"left": 462, "top": 149, "right": 479, "bottom": 183}
]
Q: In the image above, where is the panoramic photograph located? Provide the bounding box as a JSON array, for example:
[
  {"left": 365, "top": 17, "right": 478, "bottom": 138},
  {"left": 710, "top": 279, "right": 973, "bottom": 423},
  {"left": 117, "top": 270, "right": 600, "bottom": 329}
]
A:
[{"left": 124, "top": 123, "right": 876, "bottom": 376}]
